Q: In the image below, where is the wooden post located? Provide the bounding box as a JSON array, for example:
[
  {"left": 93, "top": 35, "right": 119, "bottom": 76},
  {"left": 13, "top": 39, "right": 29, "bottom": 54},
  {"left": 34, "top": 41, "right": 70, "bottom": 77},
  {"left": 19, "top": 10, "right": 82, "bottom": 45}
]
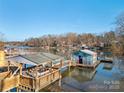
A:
[
  {"left": 35, "top": 77, "right": 39, "bottom": 92},
  {"left": 50, "top": 61, "right": 53, "bottom": 82},
  {"left": 49, "top": 66, "right": 52, "bottom": 83},
  {"left": 58, "top": 70, "right": 62, "bottom": 87},
  {"left": 51, "top": 61, "right": 52, "bottom": 67},
  {"left": 35, "top": 66, "right": 39, "bottom": 92},
  {"left": 60, "top": 59, "right": 63, "bottom": 68},
  {"left": 8, "top": 61, "right": 10, "bottom": 72},
  {"left": 19, "top": 63, "right": 23, "bottom": 75},
  {"left": 32, "top": 78, "right": 35, "bottom": 91},
  {"left": 68, "top": 60, "right": 71, "bottom": 71},
  {"left": 35, "top": 66, "right": 38, "bottom": 78},
  {"left": 16, "top": 87, "right": 18, "bottom": 92}
]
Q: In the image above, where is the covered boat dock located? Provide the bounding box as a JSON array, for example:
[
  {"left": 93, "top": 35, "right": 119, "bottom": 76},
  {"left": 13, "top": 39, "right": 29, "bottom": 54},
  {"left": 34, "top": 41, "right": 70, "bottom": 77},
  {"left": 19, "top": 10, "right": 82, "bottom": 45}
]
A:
[{"left": 0, "top": 52, "right": 71, "bottom": 92}]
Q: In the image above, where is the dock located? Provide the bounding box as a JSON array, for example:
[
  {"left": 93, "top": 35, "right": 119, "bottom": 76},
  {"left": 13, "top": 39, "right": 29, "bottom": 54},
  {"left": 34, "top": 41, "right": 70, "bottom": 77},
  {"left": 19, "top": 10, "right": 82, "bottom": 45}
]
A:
[
  {"left": 75, "top": 61, "right": 100, "bottom": 69},
  {"left": 0, "top": 59, "right": 71, "bottom": 92},
  {"left": 98, "top": 57, "right": 113, "bottom": 63},
  {"left": 0, "top": 65, "right": 62, "bottom": 92},
  {"left": 0, "top": 50, "right": 114, "bottom": 92},
  {"left": 100, "top": 59, "right": 113, "bottom": 63},
  {"left": 0, "top": 52, "right": 71, "bottom": 92},
  {"left": 0, "top": 57, "right": 112, "bottom": 92},
  {"left": 100, "top": 57, "right": 113, "bottom": 63}
]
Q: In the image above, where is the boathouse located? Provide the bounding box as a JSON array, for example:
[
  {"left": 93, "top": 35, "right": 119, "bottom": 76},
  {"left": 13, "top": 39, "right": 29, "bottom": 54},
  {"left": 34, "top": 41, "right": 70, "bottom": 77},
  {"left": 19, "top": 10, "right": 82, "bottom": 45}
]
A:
[{"left": 72, "top": 49, "right": 97, "bottom": 65}]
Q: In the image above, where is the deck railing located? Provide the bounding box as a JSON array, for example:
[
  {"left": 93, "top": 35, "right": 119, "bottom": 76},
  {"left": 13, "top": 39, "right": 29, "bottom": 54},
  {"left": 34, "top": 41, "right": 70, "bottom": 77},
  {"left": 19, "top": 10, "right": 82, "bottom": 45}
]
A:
[
  {"left": 0, "top": 71, "right": 12, "bottom": 80},
  {"left": 19, "top": 75, "right": 35, "bottom": 89},
  {"left": 18, "top": 69, "right": 60, "bottom": 92},
  {"left": 53, "top": 60, "right": 71, "bottom": 69},
  {"left": 0, "top": 75, "right": 19, "bottom": 92},
  {"left": 35, "top": 69, "right": 60, "bottom": 91}
]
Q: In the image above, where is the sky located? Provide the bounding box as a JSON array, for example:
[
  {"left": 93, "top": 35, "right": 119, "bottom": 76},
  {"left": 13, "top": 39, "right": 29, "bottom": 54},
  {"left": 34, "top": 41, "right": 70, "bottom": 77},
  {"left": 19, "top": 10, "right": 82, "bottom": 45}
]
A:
[{"left": 0, "top": 0, "right": 124, "bottom": 41}]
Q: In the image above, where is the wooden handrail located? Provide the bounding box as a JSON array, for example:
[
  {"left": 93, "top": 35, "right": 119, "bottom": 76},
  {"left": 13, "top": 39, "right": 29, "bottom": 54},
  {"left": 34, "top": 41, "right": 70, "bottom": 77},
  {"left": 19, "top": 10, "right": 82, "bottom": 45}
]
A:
[{"left": 10, "top": 67, "right": 20, "bottom": 78}]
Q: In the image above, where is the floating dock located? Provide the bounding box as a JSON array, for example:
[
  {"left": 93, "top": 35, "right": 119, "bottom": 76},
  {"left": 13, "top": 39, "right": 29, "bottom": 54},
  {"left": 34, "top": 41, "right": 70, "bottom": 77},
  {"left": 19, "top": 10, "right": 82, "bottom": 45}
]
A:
[
  {"left": 98, "top": 56, "right": 113, "bottom": 63},
  {"left": 100, "top": 59, "right": 113, "bottom": 63},
  {"left": 75, "top": 61, "right": 100, "bottom": 69},
  {"left": 100, "top": 57, "right": 113, "bottom": 63}
]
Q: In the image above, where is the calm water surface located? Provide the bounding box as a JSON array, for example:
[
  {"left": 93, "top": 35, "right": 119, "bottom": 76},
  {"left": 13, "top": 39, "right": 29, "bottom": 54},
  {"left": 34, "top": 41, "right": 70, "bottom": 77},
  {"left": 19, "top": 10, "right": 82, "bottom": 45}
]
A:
[{"left": 41, "top": 57, "right": 124, "bottom": 92}]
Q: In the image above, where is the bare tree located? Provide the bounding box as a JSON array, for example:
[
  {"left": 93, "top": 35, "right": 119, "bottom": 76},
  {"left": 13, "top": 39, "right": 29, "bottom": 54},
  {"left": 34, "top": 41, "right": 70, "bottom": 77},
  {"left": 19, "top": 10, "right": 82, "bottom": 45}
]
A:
[
  {"left": 115, "top": 12, "right": 124, "bottom": 55},
  {"left": 0, "top": 32, "right": 5, "bottom": 50}
]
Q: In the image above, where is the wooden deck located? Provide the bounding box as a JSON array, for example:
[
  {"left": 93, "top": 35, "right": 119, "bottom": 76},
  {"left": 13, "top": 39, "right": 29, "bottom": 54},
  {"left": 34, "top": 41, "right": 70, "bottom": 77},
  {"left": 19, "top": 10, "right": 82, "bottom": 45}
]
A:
[
  {"left": 0, "top": 59, "right": 102, "bottom": 92},
  {"left": 0, "top": 51, "right": 66, "bottom": 92},
  {"left": 100, "top": 59, "right": 113, "bottom": 63},
  {"left": 54, "top": 60, "right": 100, "bottom": 69},
  {"left": 53, "top": 60, "right": 71, "bottom": 70},
  {"left": 75, "top": 61, "right": 100, "bottom": 69},
  {"left": 19, "top": 69, "right": 61, "bottom": 92},
  {"left": 0, "top": 69, "right": 61, "bottom": 92},
  {"left": 99, "top": 57, "right": 113, "bottom": 63},
  {"left": 0, "top": 60, "right": 71, "bottom": 92}
]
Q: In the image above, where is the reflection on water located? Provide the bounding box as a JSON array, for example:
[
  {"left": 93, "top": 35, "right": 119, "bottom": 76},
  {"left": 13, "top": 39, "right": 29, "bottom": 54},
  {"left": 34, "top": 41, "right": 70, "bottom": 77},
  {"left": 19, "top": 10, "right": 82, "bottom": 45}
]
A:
[
  {"left": 103, "top": 63, "right": 113, "bottom": 70},
  {"left": 41, "top": 57, "right": 124, "bottom": 92}
]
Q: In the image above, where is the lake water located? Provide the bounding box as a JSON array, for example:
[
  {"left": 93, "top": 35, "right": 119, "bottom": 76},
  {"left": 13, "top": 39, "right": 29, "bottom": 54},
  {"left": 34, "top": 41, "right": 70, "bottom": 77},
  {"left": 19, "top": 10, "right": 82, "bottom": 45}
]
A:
[{"left": 41, "top": 57, "right": 124, "bottom": 92}]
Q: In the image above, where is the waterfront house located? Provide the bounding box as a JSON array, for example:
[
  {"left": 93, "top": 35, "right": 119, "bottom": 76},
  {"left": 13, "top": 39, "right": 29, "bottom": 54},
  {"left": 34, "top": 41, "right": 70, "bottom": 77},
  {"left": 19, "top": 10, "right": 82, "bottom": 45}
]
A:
[{"left": 4, "top": 45, "right": 33, "bottom": 56}]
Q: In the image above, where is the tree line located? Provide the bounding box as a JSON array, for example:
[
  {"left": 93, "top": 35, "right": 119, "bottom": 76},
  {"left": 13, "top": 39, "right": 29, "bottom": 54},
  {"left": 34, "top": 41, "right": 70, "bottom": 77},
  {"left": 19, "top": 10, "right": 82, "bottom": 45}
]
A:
[
  {"left": 24, "top": 13, "right": 124, "bottom": 56},
  {"left": 1, "top": 12, "right": 124, "bottom": 56}
]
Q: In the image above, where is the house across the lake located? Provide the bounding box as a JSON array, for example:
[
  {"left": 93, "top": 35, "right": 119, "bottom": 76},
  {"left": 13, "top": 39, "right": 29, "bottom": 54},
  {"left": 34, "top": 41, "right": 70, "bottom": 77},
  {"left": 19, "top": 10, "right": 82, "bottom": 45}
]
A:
[{"left": 4, "top": 45, "right": 36, "bottom": 56}]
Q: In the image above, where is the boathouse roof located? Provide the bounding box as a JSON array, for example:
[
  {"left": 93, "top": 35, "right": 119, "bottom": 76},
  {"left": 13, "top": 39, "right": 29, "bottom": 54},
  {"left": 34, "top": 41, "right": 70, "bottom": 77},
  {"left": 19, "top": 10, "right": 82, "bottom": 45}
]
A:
[
  {"left": 7, "top": 52, "right": 63, "bottom": 66},
  {"left": 80, "top": 49, "right": 97, "bottom": 56}
]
